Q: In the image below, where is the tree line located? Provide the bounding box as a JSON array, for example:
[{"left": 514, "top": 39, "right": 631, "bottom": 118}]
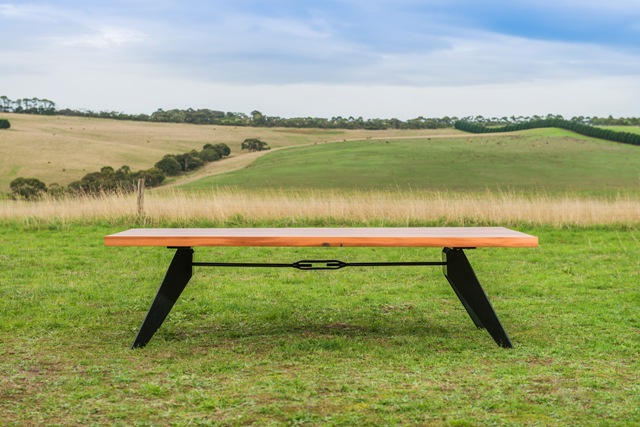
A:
[
  {"left": 0, "top": 96, "right": 56, "bottom": 115},
  {"left": 153, "top": 143, "right": 231, "bottom": 176},
  {"left": 9, "top": 143, "right": 231, "bottom": 200},
  {"left": 455, "top": 116, "right": 640, "bottom": 146},
  {"left": 454, "top": 114, "right": 640, "bottom": 127},
  {"left": 3, "top": 95, "right": 640, "bottom": 130},
  {"left": 57, "top": 108, "right": 456, "bottom": 130}
]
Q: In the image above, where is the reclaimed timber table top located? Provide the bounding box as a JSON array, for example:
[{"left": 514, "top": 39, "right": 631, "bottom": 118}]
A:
[{"left": 104, "top": 227, "right": 538, "bottom": 248}]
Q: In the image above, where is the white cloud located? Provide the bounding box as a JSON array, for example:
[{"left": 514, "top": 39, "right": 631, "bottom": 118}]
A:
[
  {"left": 2, "top": 0, "right": 639, "bottom": 118},
  {"left": 147, "top": 25, "right": 640, "bottom": 87},
  {"left": 51, "top": 26, "right": 150, "bottom": 49},
  {"left": 0, "top": 3, "right": 54, "bottom": 19}
]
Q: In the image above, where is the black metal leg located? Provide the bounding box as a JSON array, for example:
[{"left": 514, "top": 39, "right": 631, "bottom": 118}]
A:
[
  {"left": 132, "top": 247, "right": 193, "bottom": 349},
  {"left": 442, "top": 248, "right": 512, "bottom": 348}
]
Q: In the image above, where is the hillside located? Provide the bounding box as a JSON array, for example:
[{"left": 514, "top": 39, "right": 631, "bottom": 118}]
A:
[
  {"left": 0, "top": 113, "right": 454, "bottom": 192},
  {"left": 3, "top": 114, "right": 640, "bottom": 196},
  {"left": 181, "top": 129, "right": 640, "bottom": 194}
]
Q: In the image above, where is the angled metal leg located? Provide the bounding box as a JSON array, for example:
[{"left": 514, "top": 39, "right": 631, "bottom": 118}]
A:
[
  {"left": 442, "top": 248, "right": 512, "bottom": 348},
  {"left": 132, "top": 247, "right": 193, "bottom": 349}
]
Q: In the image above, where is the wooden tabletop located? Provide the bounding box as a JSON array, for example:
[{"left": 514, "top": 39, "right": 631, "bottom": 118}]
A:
[{"left": 104, "top": 227, "right": 538, "bottom": 248}]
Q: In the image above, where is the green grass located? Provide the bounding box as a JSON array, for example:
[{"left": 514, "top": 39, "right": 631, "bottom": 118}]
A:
[
  {"left": 1, "top": 220, "right": 639, "bottom": 425},
  {"left": 0, "top": 113, "right": 448, "bottom": 192},
  {"left": 182, "top": 129, "right": 640, "bottom": 194},
  {"left": 598, "top": 126, "right": 640, "bottom": 135}
]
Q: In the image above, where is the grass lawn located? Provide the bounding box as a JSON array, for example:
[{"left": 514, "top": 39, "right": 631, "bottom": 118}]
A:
[
  {"left": 1, "top": 221, "right": 639, "bottom": 426},
  {"left": 182, "top": 130, "right": 640, "bottom": 194}
]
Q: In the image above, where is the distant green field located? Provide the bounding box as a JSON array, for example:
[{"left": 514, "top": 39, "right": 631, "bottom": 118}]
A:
[
  {"left": 182, "top": 129, "right": 640, "bottom": 194},
  {"left": 598, "top": 125, "right": 640, "bottom": 134}
]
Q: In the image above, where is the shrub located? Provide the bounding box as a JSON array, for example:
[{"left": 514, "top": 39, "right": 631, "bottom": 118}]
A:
[
  {"left": 0, "top": 119, "right": 10, "bottom": 129},
  {"left": 175, "top": 152, "right": 204, "bottom": 172},
  {"left": 132, "top": 167, "right": 166, "bottom": 187},
  {"left": 216, "top": 143, "right": 231, "bottom": 157},
  {"left": 66, "top": 164, "right": 165, "bottom": 195},
  {"left": 199, "top": 148, "right": 221, "bottom": 162},
  {"left": 241, "top": 138, "right": 270, "bottom": 152},
  {"left": 10, "top": 138, "right": 230, "bottom": 200},
  {"left": 204, "top": 143, "right": 231, "bottom": 157},
  {"left": 10, "top": 177, "right": 47, "bottom": 199},
  {"left": 47, "top": 183, "right": 66, "bottom": 198},
  {"left": 155, "top": 155, "right": 182, "bottom": 176}
]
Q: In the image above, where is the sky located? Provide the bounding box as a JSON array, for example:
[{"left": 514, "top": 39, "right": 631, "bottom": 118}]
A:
[{"left": 1, "top": 0, "right": 639, "bottom": 119}]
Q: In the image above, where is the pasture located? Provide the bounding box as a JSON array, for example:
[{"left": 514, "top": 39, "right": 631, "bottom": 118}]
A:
[
  {"left": 1, "top": 221, "right": 639, "bottom": 426},
  {"left": 0, "top": 113, "right": 452, "bottom": 193},
  {"left": 600, "top": 125, "right": 640, "bottom": 134},
  {"left": 2, "top": 115, "right": 640, "bottom": 425},
  {"left": 181, "top": 129, "right": 640, "bottom": 195}
]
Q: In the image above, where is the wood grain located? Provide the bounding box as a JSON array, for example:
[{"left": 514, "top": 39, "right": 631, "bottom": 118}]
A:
[{"left": 105, "top": 227, "right": 538, "bottom": 248}]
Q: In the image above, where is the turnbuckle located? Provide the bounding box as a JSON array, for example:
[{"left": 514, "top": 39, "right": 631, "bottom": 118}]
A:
[{"left": 292, "top": 260, "right": 347, "bottom": 270}]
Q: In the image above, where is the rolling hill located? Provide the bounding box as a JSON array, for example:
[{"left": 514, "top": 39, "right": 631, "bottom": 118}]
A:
[
  {"left": 2, "top": 113, "right": 640, "bottom": 195},
  {"left": 0, "top": 113, "right": 448, "bottom": 192},
  {"left": 180, "top": 129, "right": 640, "bottom": 194}
]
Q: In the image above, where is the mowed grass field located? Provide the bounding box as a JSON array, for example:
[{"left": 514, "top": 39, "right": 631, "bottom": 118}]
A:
[
  {"left": 182, "top": 128, "right": 640, "bottom": 194},
  {"left": 1, "top": 222, "right": 639, "bottom": 426}
]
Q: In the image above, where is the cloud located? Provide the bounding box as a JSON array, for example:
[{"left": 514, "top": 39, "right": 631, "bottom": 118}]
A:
[
  {"left": 0, "top": 3, "right": 55, "bottom": 19},
  {"left": 140, "top": 22, "right": 640, "bottom": 88},
  {"left": 20, "top": 74, "right": 638, "bottom": 120},
  {"left": 1, "top": 0, "right": 639, "bottom": 118},
  {"left": 51, "top": 26, "right": 149, "bottom": 49}
]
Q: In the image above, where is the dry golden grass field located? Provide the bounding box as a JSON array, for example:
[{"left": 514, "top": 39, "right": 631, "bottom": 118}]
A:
[{"left": 2, "top": 188, "right": 640, "bottom": 228}]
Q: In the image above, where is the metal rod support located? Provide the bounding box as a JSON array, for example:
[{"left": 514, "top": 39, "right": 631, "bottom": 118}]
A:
[{"left": 193, "top": 259, "right": 446, "bottom": 270}]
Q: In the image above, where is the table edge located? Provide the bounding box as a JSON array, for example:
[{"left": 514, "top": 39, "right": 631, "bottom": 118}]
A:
[{"left": 104, "top": 227, "right": 539, "bottom": 248}]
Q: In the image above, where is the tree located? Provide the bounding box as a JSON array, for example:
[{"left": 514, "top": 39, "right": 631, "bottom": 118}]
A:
[
  {"left": 251, "top": 110, "right": 266, "bottom": 126},
  {"left": 154, "top": 155, "right": 182, "bottom": 176},
  {"left": 175, "top": 152, "right": 204, "bottom": 172},
  {"left": 203, "top": 143, "right": 231, "bottom": 157},
  {"left": 199, "top": 148, "right": 221, "bottom": 162},
  {"left": 47, "top": 183, "right": 65, "bottom": 198},
  {"left": 0, "top": 96, "right": 9, "bottom": 112},
  {"left": 10, "top": 177, "right": 47, "bottom": 199},
  {"left": 0, "top": 119, "right": 10, "bottom": 129},
  {"left": 241, "top": 138, "right": 270, "bottom": 152},
  {"left": 132, "top": 168, "right": 166, "bottom": 187}
]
